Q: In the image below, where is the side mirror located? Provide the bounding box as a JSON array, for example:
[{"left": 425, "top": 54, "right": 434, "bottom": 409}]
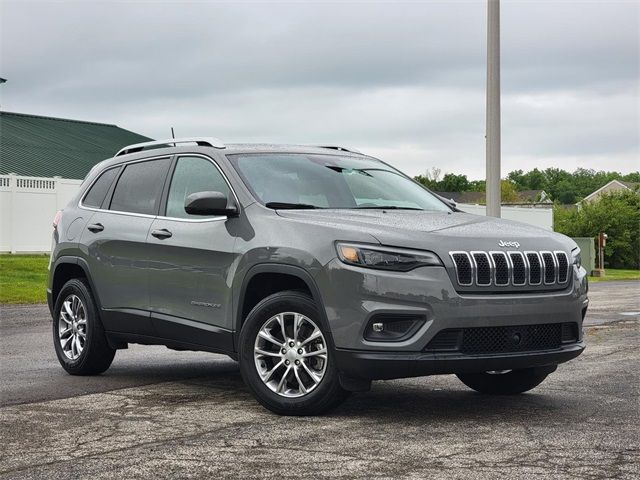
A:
[{"left": 184, "top": 191, "right": 238, "bottom": 217}]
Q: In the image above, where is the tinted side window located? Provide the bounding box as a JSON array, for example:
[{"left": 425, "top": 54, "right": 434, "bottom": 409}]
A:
[
  {"left": 165, "top": 156, "right": 231, "bottom": 219},
  {"left": 110, "top": 158, "right": 171, "bottom": 215},
  {"left": 83, "top": 167, "right": 119, "bottom": 208}
]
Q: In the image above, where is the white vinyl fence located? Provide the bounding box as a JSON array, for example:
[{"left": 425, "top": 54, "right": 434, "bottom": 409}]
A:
[
  {"left": 458, "top": 203, "right": 553, "bottom": 230},
  {"left": 0, "top": 174, "right": 82, "bottom": 253},
  {"left": 0, "top": 174, "right": 553, "bottom": 254}
]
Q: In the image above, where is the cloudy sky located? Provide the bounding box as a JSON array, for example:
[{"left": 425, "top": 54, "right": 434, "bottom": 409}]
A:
[{"left": 1, "top": 0, "right": 638, "bottom": 178}]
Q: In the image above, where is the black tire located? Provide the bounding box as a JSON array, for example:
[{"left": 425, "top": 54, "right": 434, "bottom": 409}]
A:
[
  {"left": 52, "top": 278, "right": 115, "bottom": 375},
  {"left": 456, "top": 368, "right": 551, "bottom": 395},
  {"left": 239, "top": 290, "right": 349, "bottom": 416}
]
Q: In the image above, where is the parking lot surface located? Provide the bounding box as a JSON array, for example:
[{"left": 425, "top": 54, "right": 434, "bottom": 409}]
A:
[{"left": 1, "top": 281, "right": 638, "bottom": 479}]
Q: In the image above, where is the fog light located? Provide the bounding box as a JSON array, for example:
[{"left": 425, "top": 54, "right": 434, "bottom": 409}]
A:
[{"left": 364, "top": 314, "right": 426, "bottom": 342}]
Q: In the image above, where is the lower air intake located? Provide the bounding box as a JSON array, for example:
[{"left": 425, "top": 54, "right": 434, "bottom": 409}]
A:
[{"left": 424, "top": 322, "right": 579, "bottom": 354}]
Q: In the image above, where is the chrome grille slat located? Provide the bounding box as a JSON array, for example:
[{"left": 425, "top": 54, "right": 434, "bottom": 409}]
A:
[
  {"left": 489, "top": 251, "right": 510, "bottom": 286},
  {"left": 449, "top": 249, "right": 571, "bottom": 290},
  {"left": 471, "top": 251, "right": 492, "bottom": 286},
  {"left": 525, "top": 251, "right": 542, "bottom": 285},
  {"left": 541, "top": 251, "right": 556, "bottom": 285},
  {"left": 555, "top": 251, "right": 570, "bottom": 283},
  {"left": 450, "top": 252, "right": 473, "bottom": 286},
  {"left": 508, "top": 251, "right": 527, "bottom": 286}
]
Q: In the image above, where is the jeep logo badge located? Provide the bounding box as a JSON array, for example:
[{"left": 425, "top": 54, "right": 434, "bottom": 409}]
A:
[{"left": 498, "top": 240, "right": 520, "bottom": 248}]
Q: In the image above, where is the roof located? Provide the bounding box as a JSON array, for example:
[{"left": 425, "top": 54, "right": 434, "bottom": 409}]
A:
[
  {"left": 620, "top": 181, "right": 640, "bottom": 190},
  {"left": 0, "top": 111, "right": 152, "bottom": 179},
  {"left": 515, "top": 189, "right": 550, "bottom": 203},
  {"left": 434, "top": 191, "right": 485, "bottom": 204},
  {"left": 435, "top": 189, "right": 551, "bottom": 205},
  {"left": 581, "top": 179, "right": 640, "bottom": 203}
]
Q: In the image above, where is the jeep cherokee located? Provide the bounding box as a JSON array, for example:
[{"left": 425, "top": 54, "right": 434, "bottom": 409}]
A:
[{"left": 48, "top": 138, "right": 588, "bottom": 415}]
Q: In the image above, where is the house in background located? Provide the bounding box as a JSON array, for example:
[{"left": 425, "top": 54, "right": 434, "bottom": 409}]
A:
[
  {"left": 0, "top": 110, "right": 151, "bottom": 253},
  {"left": 435, "top": 189, "right": 552, "bottom": 208},
  {"left": 434, "top": 191, "right": 485, "bottom": 204},
  {"left": 0, "top": 111, "right": 151, "bottom": 178},
  {"left": 511, "top": 189, "right": 552, "bottom": 205},
  {"left": 578, "top": 179, "right": 640, "bottom": 205}
]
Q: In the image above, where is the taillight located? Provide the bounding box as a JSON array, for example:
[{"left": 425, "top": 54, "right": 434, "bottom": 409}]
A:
[{"left": 53, "top": 210, "right": 62, "bottom": 229}]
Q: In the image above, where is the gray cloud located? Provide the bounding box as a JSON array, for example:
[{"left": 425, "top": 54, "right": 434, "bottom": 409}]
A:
[{"left": 1, "top": 0, "right": 638, "bottom": 178}]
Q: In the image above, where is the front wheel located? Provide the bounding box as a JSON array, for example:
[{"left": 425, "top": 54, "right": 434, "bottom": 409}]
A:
[
  {"left": 239, "top": 291, "right": 349, "bottom": 416},
  {"left": 456, "top": 368, "right": 552, "bottom": 395}
]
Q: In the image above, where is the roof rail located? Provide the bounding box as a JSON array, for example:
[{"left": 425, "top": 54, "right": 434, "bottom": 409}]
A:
[
  {"left": 115, "top": 137, "right": 225, "bottom": 157},
  {"left": 315, "top": 145, "right": 363, "bottom": 154}
]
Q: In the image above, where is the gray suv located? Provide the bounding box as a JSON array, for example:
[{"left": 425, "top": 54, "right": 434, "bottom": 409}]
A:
[{"left": 48, "top": 138, "right": 588, "bottom": 415}]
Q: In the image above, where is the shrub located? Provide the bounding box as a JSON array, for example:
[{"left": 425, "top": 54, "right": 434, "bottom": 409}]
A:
[{"left": 554, "top": 191, "right": 640, "bottom": 269}]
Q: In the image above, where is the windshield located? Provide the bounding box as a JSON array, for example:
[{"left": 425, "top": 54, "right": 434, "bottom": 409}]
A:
[{"left": 227, "top": 153, "right": 451, "bottom": 212}]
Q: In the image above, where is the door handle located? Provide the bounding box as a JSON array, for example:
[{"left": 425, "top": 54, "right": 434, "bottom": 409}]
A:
[
  {"left": 87, "top": 223, "right": 104, "bottom": 233},
  {"left": 151, "top": 228, "right": 173, "bottom": 239}
]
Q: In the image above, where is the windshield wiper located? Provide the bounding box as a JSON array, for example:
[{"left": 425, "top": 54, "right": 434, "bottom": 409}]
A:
[
  {"left": 355, "top": 205, "right": 424, "bottom": 210},
  {"left": 265, "top": 202, "right": 321, "bottom": 210}
]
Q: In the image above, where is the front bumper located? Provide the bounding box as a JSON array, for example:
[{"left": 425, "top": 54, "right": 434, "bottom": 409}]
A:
[
  {"left": 316, "top": 258, "right": 589, "bottom": 353},
  {"left": 334, "top": 341, "right": 585, "bottom": 380}
]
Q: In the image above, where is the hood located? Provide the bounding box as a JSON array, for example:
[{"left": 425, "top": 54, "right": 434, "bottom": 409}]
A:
[{"left": 275, "top": 209, "right": 574, "bottom": 253}]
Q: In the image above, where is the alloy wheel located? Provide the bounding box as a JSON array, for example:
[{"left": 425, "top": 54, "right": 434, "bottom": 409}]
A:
[
  {"left": 253, "top": 312, "right": 328, "bottom": 398},
  {"left": 58, "top": 294, "right": 87, "bottom": 360}
]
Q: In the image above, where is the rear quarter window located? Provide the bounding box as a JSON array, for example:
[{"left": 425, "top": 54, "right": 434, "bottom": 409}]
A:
[{"left": 82, "top": 167, "right": 120, "bottom": 208}]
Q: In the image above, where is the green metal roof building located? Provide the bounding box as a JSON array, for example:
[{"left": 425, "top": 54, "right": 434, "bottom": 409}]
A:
[{"left": 0, "top": 111, "right": 152, "bottom": 179}]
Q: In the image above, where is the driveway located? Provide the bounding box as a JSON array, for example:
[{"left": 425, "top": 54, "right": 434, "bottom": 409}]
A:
[{"left": 1, "top": 281, "right": 638, "bottom": 479}]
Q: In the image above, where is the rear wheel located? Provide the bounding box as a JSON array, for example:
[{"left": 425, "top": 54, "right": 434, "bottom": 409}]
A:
[
  {"left": 239, "top": 291, "right": 349, "bottom": 415},
  {"left": 53, "top": 278, "right": 115, "bottom": 375},
  {"left": 456, "top": 368, "right": 552, "bottom": 395}
]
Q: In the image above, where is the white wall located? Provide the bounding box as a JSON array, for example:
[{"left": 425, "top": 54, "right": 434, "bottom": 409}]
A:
[
  {"left": 0, "top": 174, "right": 82, "bottom": 253},
  {"left": 458, "top": 203, "right": 553, "bottom": 230},
  {"left": 0, "top": 175, "right": 554, "bottom": 253}
]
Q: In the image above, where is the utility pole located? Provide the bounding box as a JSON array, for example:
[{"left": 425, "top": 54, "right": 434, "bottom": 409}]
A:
[{"left": 486, "top": 0, "right": 501, "bottom": 217}]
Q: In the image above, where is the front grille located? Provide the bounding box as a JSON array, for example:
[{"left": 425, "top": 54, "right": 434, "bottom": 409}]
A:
[
  {"left": 424, "top": 322, "right": 579, "bottom": 354},
  {"left": 450, "top": 250, "right": 571, "bottom": 290}
]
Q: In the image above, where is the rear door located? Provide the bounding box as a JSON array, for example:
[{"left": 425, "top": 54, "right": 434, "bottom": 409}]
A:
[
  {"left": 79, "top": 156, "right": 172, "bottom": 335},
  {"left": 146, "top": 154, "right": 238, "bottom": 351}
]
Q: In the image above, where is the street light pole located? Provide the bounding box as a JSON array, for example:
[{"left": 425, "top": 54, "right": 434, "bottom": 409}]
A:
[{"left": 486, "top": 0, "right": 501, "bottom": 217}]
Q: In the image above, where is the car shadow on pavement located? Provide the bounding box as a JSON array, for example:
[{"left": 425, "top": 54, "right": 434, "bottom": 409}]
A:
[
  {"left": 331, "top": 381, "right": 576, "bottom": 424},
  {"left": 178, "top": 366, "right": 578, "bottom": 424}
]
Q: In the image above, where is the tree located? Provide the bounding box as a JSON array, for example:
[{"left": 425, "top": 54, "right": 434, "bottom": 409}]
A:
[
  {"left": 439, "top": 173, "right": 470, "bottom": 192},
  {"left": 414, "top": 167, "right": 640, "bottom": 205},
  {"left": 507, "top": 169, "right": 525, "bottom": 189},
  {"left": 468, "top": 179, "right": 486, "bottom": 192},
  {"left": 553, "top": 180, "right": 578, "bottom": 204},
  {"left": 415, "top": 167, "right": 441, "bottom": 189},
  {"left": 555, "top": 190, "right": 640, "bottom": 269},
  {"left": 501, "top": 180, "right": 519, "bottom": 203},
  {"left": 520, "top": 168, "right": 546, "bottom": 190}
]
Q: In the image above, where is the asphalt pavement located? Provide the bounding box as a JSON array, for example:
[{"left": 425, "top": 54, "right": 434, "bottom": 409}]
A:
[{"left": 0, "top": 281, "right": 638, "bottom": 479}]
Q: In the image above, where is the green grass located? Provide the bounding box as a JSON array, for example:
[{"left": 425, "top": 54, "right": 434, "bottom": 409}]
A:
[
  {"left": 589, "top": 269, "right": 640, "bottom": 282},
  {"left": 0, "top": 254, "right": 50, "bottom": 304}
]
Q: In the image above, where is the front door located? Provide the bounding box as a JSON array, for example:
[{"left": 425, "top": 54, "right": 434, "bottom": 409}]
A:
[{"left": 146, "top": 155, "right": 238, "bottom": 351}]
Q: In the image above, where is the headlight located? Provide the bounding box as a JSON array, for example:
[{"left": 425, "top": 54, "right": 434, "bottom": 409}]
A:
[
  {"left": 336, "top": 242, "right": 442, "bottom": 271},
  {"left": 572, "top": 248, "right": 582, "bottom": 269}
]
